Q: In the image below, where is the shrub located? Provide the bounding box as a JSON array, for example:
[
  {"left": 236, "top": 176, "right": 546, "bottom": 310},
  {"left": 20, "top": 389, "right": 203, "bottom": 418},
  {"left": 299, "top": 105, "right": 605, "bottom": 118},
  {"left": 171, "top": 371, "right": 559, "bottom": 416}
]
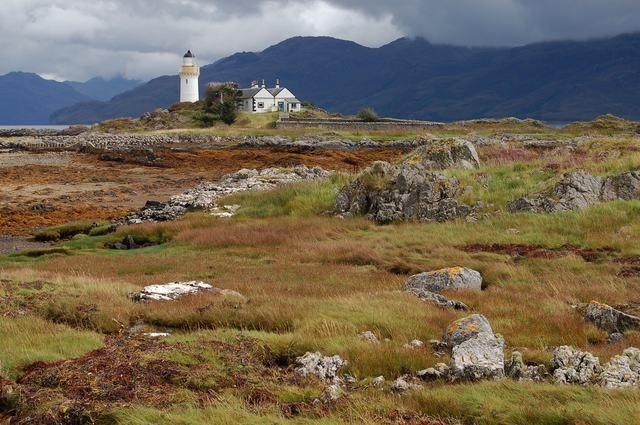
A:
[{"left": 357, "top": 108, "right": 380, "bottom": 122}]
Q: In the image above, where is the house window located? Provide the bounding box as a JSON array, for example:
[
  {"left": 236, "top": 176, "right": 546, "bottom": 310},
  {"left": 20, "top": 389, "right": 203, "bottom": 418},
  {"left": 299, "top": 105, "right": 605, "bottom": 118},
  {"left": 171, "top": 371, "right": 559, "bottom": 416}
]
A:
[{"left": 257, "top": 102, "right": 264, "bottom": 108}]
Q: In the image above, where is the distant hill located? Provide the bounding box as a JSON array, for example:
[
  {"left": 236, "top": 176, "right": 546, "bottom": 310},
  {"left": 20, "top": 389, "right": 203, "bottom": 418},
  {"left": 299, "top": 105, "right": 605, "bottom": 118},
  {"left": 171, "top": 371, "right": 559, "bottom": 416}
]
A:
[
  {"left": 0, "top": 72, "right": 91, "bottom": 125},
  {"left": 46, "top": 33, "right": 640, "bottom": 124},
  {"left": 64, "top": 76, "right": 142, "bottom": 102}
]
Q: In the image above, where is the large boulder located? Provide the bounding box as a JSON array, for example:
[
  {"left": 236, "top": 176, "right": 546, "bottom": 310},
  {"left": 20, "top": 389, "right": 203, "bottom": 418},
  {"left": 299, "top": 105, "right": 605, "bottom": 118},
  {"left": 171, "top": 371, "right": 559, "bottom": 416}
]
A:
[
  {"left": 509, "top": 170, "right": 640, "bottom": 213},
  {"left": 551, "top": 346, "right": 602, "bottom": 385},
  {"left": 404, "top": 139, "right": 481, "bottom": 170},
  {"left": 405, "top": 267, "right": 482, "bottom": 293},
  {"left": 599, "top": 348, "right": 640, "bottom": 389},
  {"left": 444, "top": 314, "right": 494, "bottom": 347},
  {"left": 444, "top": 314, "right": 505, "bottom": 381},
  {"left": 450, "top": 332, "right": 505, "bottom": 381},
  {"left": 584, "top": 301, "right": 640, "bottom": 334},
  {"left": 335, "top": 161, "right": 473, "bottom": 224}
]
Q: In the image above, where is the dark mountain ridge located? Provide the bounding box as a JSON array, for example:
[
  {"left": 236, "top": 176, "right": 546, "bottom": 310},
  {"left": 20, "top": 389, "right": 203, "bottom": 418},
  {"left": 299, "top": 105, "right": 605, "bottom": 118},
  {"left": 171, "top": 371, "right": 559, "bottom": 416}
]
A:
[{"left": 44, "top": 33, "right": 640, "bottom": 124}]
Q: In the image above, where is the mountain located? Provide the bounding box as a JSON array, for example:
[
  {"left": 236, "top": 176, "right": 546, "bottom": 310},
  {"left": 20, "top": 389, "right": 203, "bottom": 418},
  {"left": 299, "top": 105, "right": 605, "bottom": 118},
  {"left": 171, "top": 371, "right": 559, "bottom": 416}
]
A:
[
  {"left": 64, "top": 76, "right": 142, "bottom": 101},
  {"left": 0, "top": 72, "right": 92, "bottom": 125},
  {"left": 51, "top": 33, "right": 640, "bottom": 124}
]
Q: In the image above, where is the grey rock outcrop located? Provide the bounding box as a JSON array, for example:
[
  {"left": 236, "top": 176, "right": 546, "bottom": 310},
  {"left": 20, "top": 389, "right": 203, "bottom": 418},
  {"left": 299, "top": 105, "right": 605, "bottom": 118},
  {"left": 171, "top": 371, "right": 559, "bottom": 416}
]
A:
[
  {"left": 599, "top": 348, "right": 640, "bottom": 389},
  {"left": 509, "top": 170, "right": 640, "bottom": 213},
  {"left": 335, "top": 161, "right": 473, "bottom": 224},
  {"left": 126, "top": 165, "right": 332, "bottom": 223},
  {"left": 584, "top": 301, "right": 640, "bottom": 334},
  {"left": 504, "top": 351, "right": 548, "bottom": 382},
  {"left": 294, "top": 352, "right": 347, "bottom": 382},
  {"left": 445, "top": 314, "right": 505, "bottom": 381},
  {"left": 403, "top": 139, "right": 480, "bottom": 170},
  {"left": 551, "top": 346, "right": 602, "bottom": 385}
]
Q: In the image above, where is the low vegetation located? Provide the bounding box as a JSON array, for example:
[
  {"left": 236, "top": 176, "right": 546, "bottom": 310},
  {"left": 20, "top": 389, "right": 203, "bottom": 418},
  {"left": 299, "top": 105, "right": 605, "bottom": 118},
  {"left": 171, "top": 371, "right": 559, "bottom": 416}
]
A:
[{"left": 1, "top": 121, "right": 640, "bottom": 424}]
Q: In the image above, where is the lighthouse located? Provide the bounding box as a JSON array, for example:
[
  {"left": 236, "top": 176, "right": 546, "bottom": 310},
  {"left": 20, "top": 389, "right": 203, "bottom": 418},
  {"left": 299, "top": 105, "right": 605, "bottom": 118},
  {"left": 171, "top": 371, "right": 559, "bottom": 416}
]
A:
[{"left": 179, "top": 50, "right": 200, "bottom": 103}]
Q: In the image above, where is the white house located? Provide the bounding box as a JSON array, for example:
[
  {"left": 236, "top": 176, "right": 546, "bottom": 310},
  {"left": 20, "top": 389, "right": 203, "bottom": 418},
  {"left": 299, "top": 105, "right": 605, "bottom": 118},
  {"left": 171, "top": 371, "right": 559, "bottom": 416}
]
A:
[{"left": 237, "top": 80, "right": 302, "bottom": 113}]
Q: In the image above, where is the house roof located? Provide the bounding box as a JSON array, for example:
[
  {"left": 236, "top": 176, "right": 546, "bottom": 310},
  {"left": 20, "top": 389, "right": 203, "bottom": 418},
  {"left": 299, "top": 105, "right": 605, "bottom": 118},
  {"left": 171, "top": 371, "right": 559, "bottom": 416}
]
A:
[
  {"left": 268, "top": 88, "right": 285, "bottom": 96},
  {"left": 239, "top": 88, "right": 262, "bottom": 99},
  {"left": 286, "top": 98, "right": 301, "bottom": 103}
]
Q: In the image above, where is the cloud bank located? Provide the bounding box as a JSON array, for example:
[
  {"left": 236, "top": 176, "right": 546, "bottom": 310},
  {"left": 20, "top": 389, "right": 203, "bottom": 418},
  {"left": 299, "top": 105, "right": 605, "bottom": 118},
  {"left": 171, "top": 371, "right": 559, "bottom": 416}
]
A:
[{"left": 1, "top": 0, "right": 638, "bottom": 81}]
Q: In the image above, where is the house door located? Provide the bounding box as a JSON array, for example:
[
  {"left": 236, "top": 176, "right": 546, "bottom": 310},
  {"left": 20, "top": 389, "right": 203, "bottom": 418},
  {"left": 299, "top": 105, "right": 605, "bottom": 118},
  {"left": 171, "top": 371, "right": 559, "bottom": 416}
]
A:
[{"left": 278, "top": 101, "right": 285, "bottom": 112}]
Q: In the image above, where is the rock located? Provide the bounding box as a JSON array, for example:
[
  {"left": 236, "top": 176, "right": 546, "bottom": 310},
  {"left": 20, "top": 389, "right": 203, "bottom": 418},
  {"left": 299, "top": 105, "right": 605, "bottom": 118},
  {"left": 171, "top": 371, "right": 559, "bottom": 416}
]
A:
[
  {"left": 403, "top": 339, "right": 424, "bottom": 350},
  {"left": 608, "top": 333, "right": 625, "bottom": 344},
  {"left": 391, "top": 376, "right": 423, "bottom": 393},
  {"left": 129, "top": 281, "right": 244, "bottom": 302},
  {"left": 509, "top": 170, "right": 640, "bottom": 213},
  {"left": 321, "top": 384, "right": 343, "bottom": 402},
  {"left": 405, "top": 287, "right": 469, "bottom": 310},
  {"left": 126, "top": 165, "right": 333, "bottom": 224},
  {"left": 143, "top": 332, "right": 171, "bottom": 338},
  {"left": 417, "top": 363, "right": 450, "bottom": 381},
  {"left": 335, "top": 160, "right": 473, "bottom": 224},
  {"left": 358, "top": 331, "right": 379, "bottom": 343},
  {"left": 405, "top": 267, "right": 482, "bottom": 293},
  {"left": 343, "top": 374, "right": 357, "bottom": 385},
  {"left": 599, "top": 348, "right": 640, "bottom": 389},
  {"left": 551, "top": 346, "right": 602, "bottom": 385},
  {"left": 371, "top": 376, "right": 385, "bottom": 387},
  {"left": 294, "top": 352, "right": 347, "bottom": 382},
  {"left": 130, "top": 281, "right": 215, "bottom": 301},
  {"left": 505, "top": 351, "right": 548, "bottom": 382},
  {"left": 404, "top": 139, "right": 481, "bottom": 170},
  {"left": 444, "top": 314, "right": 505, "bottom": 381},
  {"left": 450, "top": 332, "right": 505, "bottom": 381},
  {"left": 444, "top": 314, "right": 494, "bottom": 347},
  {"left": 584, "top": 301, "right": 640, "bottom": 334}
]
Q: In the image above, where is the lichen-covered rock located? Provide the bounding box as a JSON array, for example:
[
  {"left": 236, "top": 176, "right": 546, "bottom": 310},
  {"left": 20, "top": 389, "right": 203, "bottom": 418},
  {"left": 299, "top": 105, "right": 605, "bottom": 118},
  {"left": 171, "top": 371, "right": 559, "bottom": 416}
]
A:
[
  {"left": 294, "top": 352, "right": 347, "bottom": 382},
  {"left": 509, "top": 170, "right": 640, "bottom": 213},
  {"left": 405, "top": 267, "right": 483, "bottom": 293},
  {"left": 444, "top": 314, "right": 494, "bottom": 347},
  {"left": 403, "top": 139, "right": 481, "bottom": 170},
  {"left": 450, "top": 332, "right": 505, "bottom": 381},
  {"left": 403, "top": 339, "right": 425, "bottom": 350},
  {"left": 599, "top": 348, "right": 640, "bottom": 389},
  {"left": 335, "top": 160, "right": 473, "bottom": 224},
  {"left": 371, "top": 376, "right": 385, "bottom": 387},
  {"left": 584, "top": 301, "right": 640, "bottom": 334},
  {"left": 551, "top": 346, "right": 602, "bottom": 385}
]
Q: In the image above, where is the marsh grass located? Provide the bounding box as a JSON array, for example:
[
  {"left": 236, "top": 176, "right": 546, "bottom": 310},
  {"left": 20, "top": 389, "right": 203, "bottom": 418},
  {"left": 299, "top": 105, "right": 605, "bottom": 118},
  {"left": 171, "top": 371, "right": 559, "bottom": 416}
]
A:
[{"left": 0, "top": 316, "right": 102, "bottom": 379}]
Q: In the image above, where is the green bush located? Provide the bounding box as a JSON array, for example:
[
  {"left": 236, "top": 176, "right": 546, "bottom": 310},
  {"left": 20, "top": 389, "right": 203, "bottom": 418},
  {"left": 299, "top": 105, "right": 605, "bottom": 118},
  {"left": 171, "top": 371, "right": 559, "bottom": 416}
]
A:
[{"left": 357, "top": 107, "right": 380, "bottom": 122}]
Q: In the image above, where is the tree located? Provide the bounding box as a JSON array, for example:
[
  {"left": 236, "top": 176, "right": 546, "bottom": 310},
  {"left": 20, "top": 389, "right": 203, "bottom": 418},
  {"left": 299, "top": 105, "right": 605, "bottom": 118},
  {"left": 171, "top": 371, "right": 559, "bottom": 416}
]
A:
[{"left": 204, "top": 82, "right": 240, "bottom": 125}]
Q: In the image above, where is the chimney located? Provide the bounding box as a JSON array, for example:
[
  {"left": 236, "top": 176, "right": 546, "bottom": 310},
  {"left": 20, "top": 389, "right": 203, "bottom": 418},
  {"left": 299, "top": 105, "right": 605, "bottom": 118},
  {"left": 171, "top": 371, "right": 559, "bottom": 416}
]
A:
[
  {"left": 275, "top": 79, "right": 280, "bottom": 88},
  {"left": 251, "top": 80, "right": 259, "bottom": 89},
  {"left": 261, "top": 79, "right": 266, "bottom": 88}
]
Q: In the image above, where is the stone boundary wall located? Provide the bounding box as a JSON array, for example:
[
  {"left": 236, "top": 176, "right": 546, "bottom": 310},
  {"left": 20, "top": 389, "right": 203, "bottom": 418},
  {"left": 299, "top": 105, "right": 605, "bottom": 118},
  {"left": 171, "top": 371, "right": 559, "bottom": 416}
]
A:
[{"left": 276, "top": 118, "right": 444, "bottom": 131}]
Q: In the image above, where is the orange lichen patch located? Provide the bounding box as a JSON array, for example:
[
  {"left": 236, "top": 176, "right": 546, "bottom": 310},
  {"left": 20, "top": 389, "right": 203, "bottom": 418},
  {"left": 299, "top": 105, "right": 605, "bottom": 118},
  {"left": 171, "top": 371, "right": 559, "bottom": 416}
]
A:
[{"left": 429, "top": 266, "right": 463, "bottom": 277}]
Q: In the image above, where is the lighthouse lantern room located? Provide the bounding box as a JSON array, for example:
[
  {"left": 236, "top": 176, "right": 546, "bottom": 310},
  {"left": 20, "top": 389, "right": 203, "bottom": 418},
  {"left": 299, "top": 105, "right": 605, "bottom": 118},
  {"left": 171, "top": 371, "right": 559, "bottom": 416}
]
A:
[{"left": 179, "top": 50, "right": 200, "bottom": 103}]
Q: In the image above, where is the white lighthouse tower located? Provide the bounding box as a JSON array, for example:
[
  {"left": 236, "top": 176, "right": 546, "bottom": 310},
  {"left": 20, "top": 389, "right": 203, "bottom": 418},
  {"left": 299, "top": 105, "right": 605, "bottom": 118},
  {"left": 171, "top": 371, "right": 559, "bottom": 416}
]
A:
[{"left": 179, "top": 50, "right": 200, "bottom": 103}]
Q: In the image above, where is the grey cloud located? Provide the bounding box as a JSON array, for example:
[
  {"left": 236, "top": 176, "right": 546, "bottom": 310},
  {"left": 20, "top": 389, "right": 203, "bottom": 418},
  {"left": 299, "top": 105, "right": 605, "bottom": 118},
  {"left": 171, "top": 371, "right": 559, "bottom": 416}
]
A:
[{"left": 0, "top": 0, "right": 638, "bottom": 81}]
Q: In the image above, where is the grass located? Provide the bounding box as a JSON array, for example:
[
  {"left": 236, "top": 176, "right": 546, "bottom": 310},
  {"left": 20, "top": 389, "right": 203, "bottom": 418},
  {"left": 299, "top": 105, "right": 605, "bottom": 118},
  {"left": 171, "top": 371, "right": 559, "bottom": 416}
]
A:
[
  {"left": 1, "top": 128, "right": 640, "bottom": 423},
  {"left": 0, "top": 316, "right": 103, "bottom": 379}
]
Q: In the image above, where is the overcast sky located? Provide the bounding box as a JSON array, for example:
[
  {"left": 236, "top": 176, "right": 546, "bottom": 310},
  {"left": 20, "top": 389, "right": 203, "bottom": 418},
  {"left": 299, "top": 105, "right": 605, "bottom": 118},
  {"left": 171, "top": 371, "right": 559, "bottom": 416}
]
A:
[{"left": 1, "top": 0, "right": 639, "bottom": 82}]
